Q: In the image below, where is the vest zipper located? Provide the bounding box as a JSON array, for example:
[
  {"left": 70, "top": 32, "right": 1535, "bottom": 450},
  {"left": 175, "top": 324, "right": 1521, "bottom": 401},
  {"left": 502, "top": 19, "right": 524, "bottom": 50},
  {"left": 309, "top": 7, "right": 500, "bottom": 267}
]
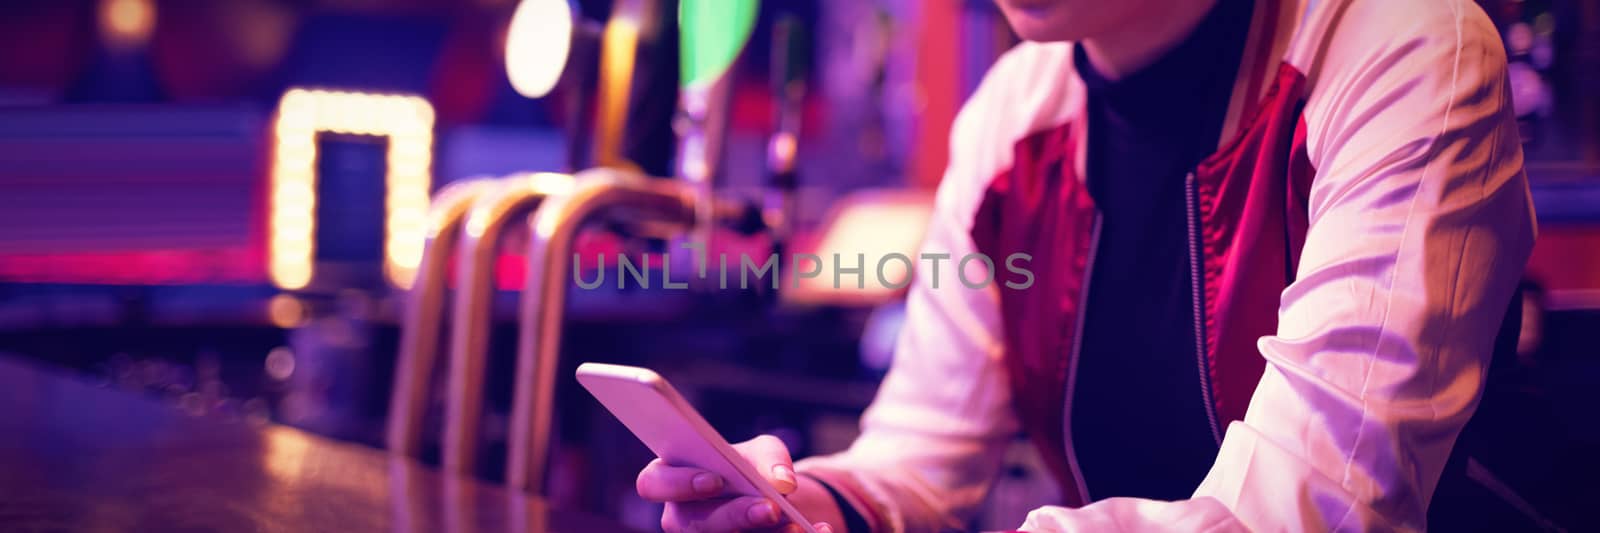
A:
[
  {"left": 1186, "top": 172, "right": 1223, "bottom": 444},
  {"left": 1061, "top": 214, "right": 1100, "bottom": 503}
]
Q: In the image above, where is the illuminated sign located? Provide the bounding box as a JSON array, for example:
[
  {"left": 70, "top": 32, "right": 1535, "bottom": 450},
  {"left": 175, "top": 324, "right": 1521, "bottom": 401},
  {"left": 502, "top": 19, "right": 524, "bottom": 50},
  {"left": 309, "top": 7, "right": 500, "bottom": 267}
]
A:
[{"left": 270, "top": 88, "right": 435, "bottom": 290}]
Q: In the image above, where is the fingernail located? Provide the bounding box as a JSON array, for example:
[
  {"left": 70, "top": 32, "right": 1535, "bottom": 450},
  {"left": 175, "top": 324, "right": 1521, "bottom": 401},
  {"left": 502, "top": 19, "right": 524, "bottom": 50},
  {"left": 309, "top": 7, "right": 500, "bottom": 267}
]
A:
[
  {"left": 747, "top": 501, "right": 779, "bottom": 525},
  {"left": 816, "top": 523, "right": 835, "bottom": 533},
  {"left": 691, "top": 472, "right": 722, "bottom": 495},
  {"left": 782, "top": 524, "right": 804, "bottom": 533},
  {"left": 772, "top": 464, "right": 796, "bottom": 487}
]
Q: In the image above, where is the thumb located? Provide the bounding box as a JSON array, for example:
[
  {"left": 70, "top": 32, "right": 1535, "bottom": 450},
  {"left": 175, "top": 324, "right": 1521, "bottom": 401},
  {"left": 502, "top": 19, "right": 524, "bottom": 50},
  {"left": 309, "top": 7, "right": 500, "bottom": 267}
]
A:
[{"left": 733, "top": 434, "right": 796, "bottom": 494}]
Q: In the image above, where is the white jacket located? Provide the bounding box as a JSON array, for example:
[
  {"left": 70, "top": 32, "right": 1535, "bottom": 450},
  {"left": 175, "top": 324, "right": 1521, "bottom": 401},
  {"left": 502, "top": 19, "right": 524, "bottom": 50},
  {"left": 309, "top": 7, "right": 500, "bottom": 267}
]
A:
[{"left": 796, "top": 0, "right": 1537, "bottom": 531}]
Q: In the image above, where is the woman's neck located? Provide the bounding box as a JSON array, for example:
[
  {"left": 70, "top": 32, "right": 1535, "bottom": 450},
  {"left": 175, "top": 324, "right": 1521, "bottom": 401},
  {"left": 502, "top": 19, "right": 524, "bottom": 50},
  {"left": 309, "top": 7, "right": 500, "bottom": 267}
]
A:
[{"left": 1079, "top": 0, "right": 1223, "bottom": 81}]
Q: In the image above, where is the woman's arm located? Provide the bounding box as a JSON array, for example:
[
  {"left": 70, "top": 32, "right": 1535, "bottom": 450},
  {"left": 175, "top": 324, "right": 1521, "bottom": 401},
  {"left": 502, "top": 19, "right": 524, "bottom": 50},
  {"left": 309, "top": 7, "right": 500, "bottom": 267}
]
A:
[{"left": 792, "top": 43, "right": 1084, "bottom": 532}]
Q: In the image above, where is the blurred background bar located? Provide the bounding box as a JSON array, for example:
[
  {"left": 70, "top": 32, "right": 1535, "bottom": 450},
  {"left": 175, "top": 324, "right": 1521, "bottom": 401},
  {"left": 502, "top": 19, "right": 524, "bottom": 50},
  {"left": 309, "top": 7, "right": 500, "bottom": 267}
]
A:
[{"left": 0, "top": 0, "right": 1595, "bottom": 531}]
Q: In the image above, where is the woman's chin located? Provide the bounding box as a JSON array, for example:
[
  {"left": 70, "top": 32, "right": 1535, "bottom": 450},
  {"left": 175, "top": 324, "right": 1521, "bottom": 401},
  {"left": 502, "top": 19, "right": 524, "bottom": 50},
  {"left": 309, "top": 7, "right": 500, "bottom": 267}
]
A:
[
  {"left": 997, "top": 5, "right": 1088, "bottom": 42},
  {"left": 997, "top": 0, "right": 1143, "bottom": 43},
  {"left": 1008, "top": 20, "right": 1079, "bottom": 43}
]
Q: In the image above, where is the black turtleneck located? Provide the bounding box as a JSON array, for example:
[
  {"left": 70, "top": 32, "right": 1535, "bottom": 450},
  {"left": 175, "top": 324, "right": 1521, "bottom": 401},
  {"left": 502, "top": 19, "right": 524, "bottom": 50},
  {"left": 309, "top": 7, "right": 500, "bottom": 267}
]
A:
[{"left": 1070, "top": 0, "right": 1252, "bottom": 501}]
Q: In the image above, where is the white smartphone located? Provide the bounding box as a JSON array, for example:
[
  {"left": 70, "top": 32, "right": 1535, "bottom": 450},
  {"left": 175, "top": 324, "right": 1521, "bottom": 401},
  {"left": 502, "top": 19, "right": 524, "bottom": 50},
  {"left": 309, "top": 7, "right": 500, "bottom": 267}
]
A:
[{"left": 575, "top": 363, "right": 817, "bottom": 532}]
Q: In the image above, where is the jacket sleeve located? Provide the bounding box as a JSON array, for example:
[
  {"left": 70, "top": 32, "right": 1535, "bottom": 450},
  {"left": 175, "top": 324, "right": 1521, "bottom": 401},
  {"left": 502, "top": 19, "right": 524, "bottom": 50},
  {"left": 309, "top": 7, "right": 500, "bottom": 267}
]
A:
[
  {"left": 791, "top": 44, "right": 1077, "bottom": 533},
  {"left": 793, "top": 189, "right": 1017, "bottom": 533},
  {"left": 1017, "top": 1, "right": 1536, "bottom": 531}
]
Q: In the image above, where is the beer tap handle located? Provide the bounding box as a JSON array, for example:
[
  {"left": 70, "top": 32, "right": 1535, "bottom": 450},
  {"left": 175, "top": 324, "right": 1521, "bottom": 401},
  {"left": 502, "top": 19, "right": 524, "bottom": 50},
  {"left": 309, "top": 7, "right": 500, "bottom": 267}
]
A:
[{"left": 766, "top": 15, "right": 809, "bottom": 254}]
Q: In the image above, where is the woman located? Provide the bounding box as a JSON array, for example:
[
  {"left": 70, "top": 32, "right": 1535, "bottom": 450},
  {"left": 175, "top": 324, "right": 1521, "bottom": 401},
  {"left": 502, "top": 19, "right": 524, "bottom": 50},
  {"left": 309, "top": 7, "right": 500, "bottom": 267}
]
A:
[{"left": 640, "top": 0, "right": 1536, "bottom": 530}]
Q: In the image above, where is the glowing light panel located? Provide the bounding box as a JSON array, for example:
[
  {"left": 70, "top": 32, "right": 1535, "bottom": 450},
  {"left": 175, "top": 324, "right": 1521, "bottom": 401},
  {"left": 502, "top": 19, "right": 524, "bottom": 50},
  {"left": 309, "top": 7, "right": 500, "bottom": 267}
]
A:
[
  {"left": 678, "top": 0, "right": 758, "bottom": 89},
  {"left": 506, "top": 0, "right": 574, "bottom": 98},
  {"left": 270, "top": 88, "right": 435, "bottom": 290},
  {"left": 100, "top": 0, "right": 156, "bottom": 49}
]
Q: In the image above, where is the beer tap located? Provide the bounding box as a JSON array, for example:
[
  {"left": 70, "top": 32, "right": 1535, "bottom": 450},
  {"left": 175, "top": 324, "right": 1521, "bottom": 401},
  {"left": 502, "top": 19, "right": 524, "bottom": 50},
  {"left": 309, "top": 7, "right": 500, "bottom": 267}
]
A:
[
  {"left": 437, "top": 0, "right": 653, "bottom": 478},
  {"left": 386, "top": 178, "right": 501, "bottom": 459},
  {"left": 503, "top": 0, "right": 762, "bottom": 492},
  {"left": 389, "top": 0, "right": 588, "bottom": 474}
]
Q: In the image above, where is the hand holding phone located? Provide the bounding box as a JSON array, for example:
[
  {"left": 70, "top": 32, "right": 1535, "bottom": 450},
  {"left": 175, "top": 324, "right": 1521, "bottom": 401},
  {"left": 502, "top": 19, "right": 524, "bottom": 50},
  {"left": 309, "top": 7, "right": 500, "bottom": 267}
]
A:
[{"left": 576, "top": 363, "right": 832, "bottom": 533}]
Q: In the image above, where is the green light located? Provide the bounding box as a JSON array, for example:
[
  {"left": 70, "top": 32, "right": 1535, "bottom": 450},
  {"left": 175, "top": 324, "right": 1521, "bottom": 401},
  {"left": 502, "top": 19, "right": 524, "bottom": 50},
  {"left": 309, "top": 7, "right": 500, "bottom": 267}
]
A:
[{"left": 678, "top": 0, "right": 758, "bottom": 89}]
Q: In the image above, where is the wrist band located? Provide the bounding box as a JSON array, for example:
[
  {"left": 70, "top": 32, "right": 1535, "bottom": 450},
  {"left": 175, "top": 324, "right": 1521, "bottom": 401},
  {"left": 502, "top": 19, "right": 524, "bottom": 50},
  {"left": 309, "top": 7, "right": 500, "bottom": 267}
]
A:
[{"left": 801, "top": 473, "right": 872, "bottom": 533}]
